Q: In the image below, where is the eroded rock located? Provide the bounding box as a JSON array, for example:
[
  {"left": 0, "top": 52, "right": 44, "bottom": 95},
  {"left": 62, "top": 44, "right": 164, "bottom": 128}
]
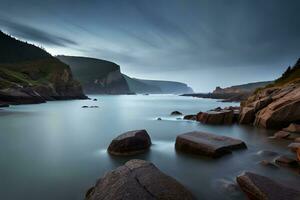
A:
[
  {"left": 107, "top": 130, "right": 151, "bottom": 156},
  {"left": 237, "top": 172, "right": 300, "bottom": 200},
  {"left": 175, "top": 131, "right": 247, "bottom": 158},
  {"left": 86, "top": 159, "right": 195, "bottom": 200}
]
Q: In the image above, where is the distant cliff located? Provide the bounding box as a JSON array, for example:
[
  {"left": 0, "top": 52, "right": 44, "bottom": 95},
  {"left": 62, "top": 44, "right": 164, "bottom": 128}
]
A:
[
  {"left": 57, "top": 56, "right": 131, "bottom": 94},
  {"left": 182, "top": 81, "right": 271, "bottom": 102},
  {"left": 124, "top": 76, "right": 193, "bottom": 94},
  {"left": 123, "top": 75, "right": 162, "bottom": 94},
  {"left": 0, "top": 31, "right": 86, "bottom": 105},
  {"left": 213, "top": 81, "right": 273, "bottom": 94}
]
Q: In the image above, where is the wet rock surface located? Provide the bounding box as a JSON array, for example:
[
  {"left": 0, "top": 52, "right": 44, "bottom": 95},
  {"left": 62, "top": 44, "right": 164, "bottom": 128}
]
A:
[
  {"left": 175, "top": 131, "right": 247, "bottom": 158},
  {"left": 275, "top": 155, "right": 299, "bottom": 168},
  {"left": 86, "top": 159, "right": 195, "bottom": 200},
  {"left": 196, "top": 110, "right": 234, "bottom": 125},
  {"left": 108, "top": 130, "right": 151, "bottom": 156},
  {"left": 237, "top": 172, "right": 300, "bottom": 200}
]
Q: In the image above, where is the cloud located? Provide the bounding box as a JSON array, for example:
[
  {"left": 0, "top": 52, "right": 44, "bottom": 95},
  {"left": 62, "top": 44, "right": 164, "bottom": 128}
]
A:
[{"left": 0, "top": 17, "right": 77, "bottom": 47}]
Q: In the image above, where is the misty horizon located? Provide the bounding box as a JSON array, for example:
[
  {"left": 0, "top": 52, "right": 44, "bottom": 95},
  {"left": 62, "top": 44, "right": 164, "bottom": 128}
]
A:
[{"left": 1, "top": 0, "right": 299, "bottom": 92}]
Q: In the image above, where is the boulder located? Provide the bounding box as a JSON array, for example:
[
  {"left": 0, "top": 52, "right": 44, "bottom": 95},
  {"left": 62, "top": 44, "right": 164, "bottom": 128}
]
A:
[
  {"left": 82, "top": 106, "right": 89, "bottom": 108},
  {"left": 295, "top": 138, "right": 300, "bottom": 142},
  {"left": 275, "top": 155, "right": 299, "bottom": 167},
  {"left": 259, "top": 160, "right": 278, "bottom": 169},
  {"left": 239, "top": 107, "right": 255, "bottom": 124},
  {"left": 183, "top": 115, "right": 197, "bottom": 120},
  {"left": 86, "top": 159, "right": 195, "bottom": 200},
  {"left": 288, "top": 143, "right": 300, "bottom": 152},
  {"left": 157, "top": 117, "right": 162, "bottom": 121},
  {"left": 197, "top": 110, "right": 234, "bottom": 125},
  {"left": 107, "top": 130, "right": 151, "bottom": 156},
  {"left": 171, "top": 111, "right": 182, "bottom": 115},
  {"left": 93, "top": 98, "right": 98, "bottom": 101},
  {"left": 236, "top": 172, "right": 300, "bottom": 200},
  {"left": 283, "top": 123, "right": 300, "bottom": 133},
  {"left": 269, "top": 131, "right": 291, "bottom": 139},
  {"left": 175, "top": 131, "right": 247, "bottom": 158}
]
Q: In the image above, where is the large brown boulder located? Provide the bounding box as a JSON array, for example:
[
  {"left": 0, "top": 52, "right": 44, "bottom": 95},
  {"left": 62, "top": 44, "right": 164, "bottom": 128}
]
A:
[
  {"left": 175, "top": 131, "right": 247, "bottom": 158},
  {"left": 236, "top": 172, "right": 300, "bottom": 200},
  {"left": 197, "top": 110, "right": 234, "bottom": 125},
  {"left": 86, "top": 159, "right": 195, "bottom": 200},
  {"left": 243, "top": 84, "right": 300, "bottom": 129},
  {"left": 107, "top": 130, "right": 151, "bottom": 156}
]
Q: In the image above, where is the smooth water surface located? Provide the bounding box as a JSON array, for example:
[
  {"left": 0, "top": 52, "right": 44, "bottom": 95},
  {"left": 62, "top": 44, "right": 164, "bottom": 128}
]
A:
[{"left": 0, "top": 95, "right": 299, "bottom": 200}]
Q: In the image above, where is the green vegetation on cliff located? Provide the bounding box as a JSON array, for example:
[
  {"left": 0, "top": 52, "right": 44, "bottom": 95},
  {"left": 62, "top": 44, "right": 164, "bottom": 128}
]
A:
[{"left": 0, "top": 31, "right": 86, "bottom": 104}]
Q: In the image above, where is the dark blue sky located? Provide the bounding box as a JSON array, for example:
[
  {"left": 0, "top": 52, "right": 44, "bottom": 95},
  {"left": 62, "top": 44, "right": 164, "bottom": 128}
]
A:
[{"left": 0, "top": 0, "right": 300, "bottom": 92}]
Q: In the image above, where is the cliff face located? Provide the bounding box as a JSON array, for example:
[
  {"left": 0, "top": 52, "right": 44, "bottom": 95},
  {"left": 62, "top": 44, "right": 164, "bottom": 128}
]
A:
[
  {"left": 57, "top": 56, "right": 131, "bottom": 94},
  {"left": 0, "top": 31, "right": 86, "bottom": 105},
  {"left": 131, "top": 78, "right": 194, "bottom": 94},
  {"left": 123, "top": 75, "right": 162, "bottom": 94},
  {"left": 239, "top": 58, "right": 300, "bottom": 129}
]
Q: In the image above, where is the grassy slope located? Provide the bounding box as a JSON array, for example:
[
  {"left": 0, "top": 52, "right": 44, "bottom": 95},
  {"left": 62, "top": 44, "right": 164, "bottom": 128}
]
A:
[
  {"left": 56, "top": 55, "right": 119, "bottom": 83},
  {"left": 253, "top": 58, "right": 300, "bottom": 94}
]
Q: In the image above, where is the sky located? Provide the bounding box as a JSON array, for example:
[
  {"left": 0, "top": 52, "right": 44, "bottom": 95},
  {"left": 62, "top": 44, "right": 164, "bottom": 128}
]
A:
[{"left": 0, "top": 0, "right": 300, "bottom": 92}]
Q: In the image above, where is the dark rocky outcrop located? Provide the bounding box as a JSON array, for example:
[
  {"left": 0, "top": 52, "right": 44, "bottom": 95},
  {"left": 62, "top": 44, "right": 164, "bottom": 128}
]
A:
[
  {"left": 171, "top": 111, "right": 182, "bottom": 115},
  {"left": 86, "top": 159, "right": 195, "bottom": 200},
  {"left": 107, "top": 130, "right": 151, "bottom": 156},
  {"left": 0, "top": 31, "right": 86, "bottom": 105},
  {"left": 236, "top": 172, "right": 300, "bottom": 200},
  {"left": 183, "top": 114, "right": 197, "bottom": 120},
  {"left": 175, "top": 131, "right": 247, "bottom": 158}
]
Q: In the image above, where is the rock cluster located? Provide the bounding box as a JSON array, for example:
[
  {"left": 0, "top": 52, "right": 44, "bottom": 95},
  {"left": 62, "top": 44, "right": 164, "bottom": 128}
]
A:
[{"left": 239, "top": 83, "right": 300, "bottom": 129}]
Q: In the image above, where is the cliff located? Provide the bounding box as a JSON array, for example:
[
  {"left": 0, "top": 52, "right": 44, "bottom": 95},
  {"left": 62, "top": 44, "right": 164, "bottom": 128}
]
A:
[
  {"left": 240, "top": 58, "right": 300, "bottom": 129},
  {"left": 131, "top": 78, "right": 194, "bottom": 94},
  {"left": 0, "top": 31, "right": 86, "bottom": 105},
  {"left": 57, "top": 56, "right": 131, "bottom": 94},
  {"left": 182, "top": 81, "right": 272, "bottom": 102},
  {"left": 123, "top": 74, "right": 162, "bottom": 94}
]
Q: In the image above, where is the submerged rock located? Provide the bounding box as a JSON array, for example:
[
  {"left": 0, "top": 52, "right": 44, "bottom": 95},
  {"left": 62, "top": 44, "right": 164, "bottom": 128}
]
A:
[
  {"left": 236, "top": 172, "right": 300, "bottom": 200},
  {"left": 183, "top": 114, "right": 197, "bottom": 120},
  {"left": 275, "top": 155, "right": 299, "bottom": 167},
  {"left": 107, "top": 130, "right": 151, "bottom": 156},
  {"left": 175, "top": 131, "right": 247, "bottom": 158},
  {"left": 86, "top": 159, "right": 195, "bottom": 200},
  {"left": 270, "top": 131, "right": 291, "bottom": 139},
  {"left": 171, "top": 111, "right": 183, "bottom": 115},
  {"left": 283, "top": 123, "right": 300, "bottom": 133},
  {"left": 288, "top": 143, "right": 300, "bottom": 152},
  {"left": 82, "top": 106, "right": 89, "bottom": 108},
  {"left": 0, "top": 104, "right": 9, "bottom": 108},
  {"left": 256, "top": 150, "right": 279, "bottom": 157},
  {"left": 259, "top": 160, "right": 278, "bottom": 169}
]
